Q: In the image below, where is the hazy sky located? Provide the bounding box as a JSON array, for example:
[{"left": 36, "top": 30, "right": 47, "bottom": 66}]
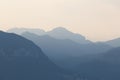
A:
[{"left": 0, "top": 0, "right": 120, "bottom": 41}]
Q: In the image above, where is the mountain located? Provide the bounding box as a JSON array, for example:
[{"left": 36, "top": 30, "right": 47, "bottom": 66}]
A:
[
  {"left": 72, "top": 47, "right": 120, "bottom": 80},
  {"left": 7, "top": 27, "right": 92, "bottom": 44},
  {"left": 22, "top": 32, "right": 120, "bottom": 80},
  {"left": 7, "top": 28, "right": 45, "bottom": 35},
  {"left": 105, "top": 38, "right": 120, "bottom": 47},
  {"left": 7, "top": 28, "right": 120, "bottom": 80},
  {"left": 0, "top": 31, "right": 73, "bottom": 80},
  {"left": 22, "top": 32, "right": 112, "bottom": 69},
  {"left": 47, "top": 27, "right": 92, "bottom": 44},
  {"left": 100, "top": 47, "right": 120, "bottom": 63}
]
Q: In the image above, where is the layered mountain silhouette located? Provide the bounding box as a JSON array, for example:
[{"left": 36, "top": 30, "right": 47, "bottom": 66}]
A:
[
  {"left": 21, "top": 32, "right": 120, "bottom": 80},
  {"left": 105, "top": 38, "right": 120, "bottom": 47},
  {"left": 7, "top": 27, "right": 120, "bottom": 80},
  {"left": 72, "top": 47, "right": 120, "bottom": 80},
  {"left": 21, "top": 32, "right": 112, "bottom": 69},
  {"left": 8, "top": 27, "right": 120, "bottom": 46},
  {"left": 8, "top": 27, "right": 91, "bottom": 44},
  {"left": 0, "top": 31, "right": 73, "bottom": 80}
]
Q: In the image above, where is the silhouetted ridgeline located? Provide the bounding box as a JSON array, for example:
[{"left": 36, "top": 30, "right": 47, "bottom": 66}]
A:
[
  {"left": 6, "top": 27, "right": 120, "bottom": 80},
  {"left": 22, "top": 32, "right": 112, "bottom": 68},
  {"left": 8, "top": 27, "right": 120, "bottom": 47},
  {"left": 7, "top": 27, "right": 92, "bottom": 44},
  {"left": 105, "top": 38, "right": 120, "bottom": 47},
  {"left": 0, "top": 31, "right": 75, "bottom": 80}
]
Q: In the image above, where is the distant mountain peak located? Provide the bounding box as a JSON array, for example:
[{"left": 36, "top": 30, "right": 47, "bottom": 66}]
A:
[
  {"left": 47, "top": 27, "right": 92, "bottom": 44},
  {"left": 51, "top": 27, "right": 70, "bottom": 33},
  {"left": 7, "top": 27, "right": 92, "bottom": 44},
  {"left": 53, "top": 27, "right": 68, "bottom": 30}
]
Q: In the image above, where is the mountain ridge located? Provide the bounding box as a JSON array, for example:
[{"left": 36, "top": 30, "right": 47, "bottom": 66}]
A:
[
  {"left": 22, "top": 32, "right": 112, "bottom": 69},
  {"left": 7, "top": 27, "right": 92, "bottom": 44},
  {"left": 0, "top": 31, "right": 73, "bottom": 80},
  {"left": 105, "top": 38, "right": 120, "bottom": 47}
]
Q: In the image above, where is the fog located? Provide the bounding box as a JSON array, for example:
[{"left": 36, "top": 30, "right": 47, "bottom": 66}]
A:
[{"left": 0, "top": 0, "right": 120, "bottom": 41}]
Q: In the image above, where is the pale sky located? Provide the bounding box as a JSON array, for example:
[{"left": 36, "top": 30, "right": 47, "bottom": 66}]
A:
[{"left": 0, "top": 0, "right": 120, "bottom": 41}]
